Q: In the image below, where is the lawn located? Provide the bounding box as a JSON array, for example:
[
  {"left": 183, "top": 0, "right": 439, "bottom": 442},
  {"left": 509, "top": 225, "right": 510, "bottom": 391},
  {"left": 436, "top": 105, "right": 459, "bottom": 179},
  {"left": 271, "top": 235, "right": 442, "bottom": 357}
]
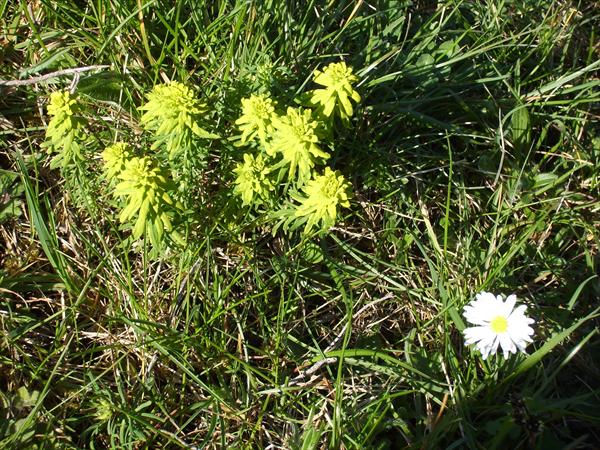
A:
[{"left": 0, "top": 0, "right": 599, "bottom": 448}]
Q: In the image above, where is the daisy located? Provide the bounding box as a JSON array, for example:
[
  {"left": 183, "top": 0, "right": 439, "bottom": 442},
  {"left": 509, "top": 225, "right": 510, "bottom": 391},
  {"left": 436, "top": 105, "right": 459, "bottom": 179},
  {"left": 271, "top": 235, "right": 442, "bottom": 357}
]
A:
[{"left": 462, "top": 292, "right": 535, "bottom": 359}]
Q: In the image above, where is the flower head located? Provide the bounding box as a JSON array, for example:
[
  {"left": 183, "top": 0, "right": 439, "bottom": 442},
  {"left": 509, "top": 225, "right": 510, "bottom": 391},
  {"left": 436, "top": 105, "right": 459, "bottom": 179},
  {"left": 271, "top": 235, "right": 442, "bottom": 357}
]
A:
[
  {"left": 102, "top": 142, "right": 132, "bottom": 180},
  {"left": 463, "top": 292, "right": 535, "bottom": 359},
  {"left": 234, "top": 153, "right": 274, "bottom": 206},
  {"left": 139, "top": 81, "right": 217, "bottom": 159},
  {"left": 308, "top": 62, "right": 361, "bottom": 122},
  {"left": 92, "top": 397, "right": 114, "bottom": 423},
  {"left": 235, "top": 94, "right": 276, "bottom": 145},
  {"left": 44, "top": 90, "right": 86, "bottom": 169},
  {"left": 293, "top": 167, "right": 351, "bottom": 232},
  {"left": 113, "top": 156, "right": 176, "bottom": 246},
  {"left": 267, "top": 107, "right": 329, "bottom": 183},
  {"left": 47, "top": 91, "right": 79, "bottom": 119}
]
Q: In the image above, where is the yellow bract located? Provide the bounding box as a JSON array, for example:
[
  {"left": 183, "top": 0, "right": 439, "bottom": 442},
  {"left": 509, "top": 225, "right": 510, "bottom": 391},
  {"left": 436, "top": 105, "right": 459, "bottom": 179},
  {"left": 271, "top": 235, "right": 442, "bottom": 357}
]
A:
[
  {"left": 102, "top": 142, "right": 131, "bottom": 180},
  {"left": 140, "top": 82, "right": 205, "bottom": 129},
  {"left": 294, "top": 167, "right": 351, "bottom": 233},
  {"left": 267, "top": 107, "right": 329, "bottom": 183},
  {"left": 113, "top": 156, "right": 175, "bottom": 245},
  {"left": 44, "top": 90, "right": 86, "bottom": 169},
  {"left": 47, "top": 91, "right": 77, "bottom": 118},
  {"left": 139, "top": 81, "right": 217, "bottom": 159},
  {"left": 309, "top": 62, "right": 360, "bottom": 122},
  {"left": 235, "top": 94, "right": 276, "bottom": 145},
  {"left": 233, "top": 153, "right": 274, "bottom": 206}
]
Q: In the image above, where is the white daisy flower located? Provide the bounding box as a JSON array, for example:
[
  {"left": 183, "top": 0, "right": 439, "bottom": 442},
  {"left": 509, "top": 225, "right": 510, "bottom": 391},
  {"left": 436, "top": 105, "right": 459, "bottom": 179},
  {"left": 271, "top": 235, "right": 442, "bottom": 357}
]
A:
[{"left": 462, "top": 292, "right": 535, "bottom": 359}]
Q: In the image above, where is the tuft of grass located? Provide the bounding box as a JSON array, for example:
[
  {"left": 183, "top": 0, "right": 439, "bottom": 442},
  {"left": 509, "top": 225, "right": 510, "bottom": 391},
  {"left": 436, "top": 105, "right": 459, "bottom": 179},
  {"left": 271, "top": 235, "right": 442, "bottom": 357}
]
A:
[{"left": 1, "top": 0, "right": 599, "bottom": 448}]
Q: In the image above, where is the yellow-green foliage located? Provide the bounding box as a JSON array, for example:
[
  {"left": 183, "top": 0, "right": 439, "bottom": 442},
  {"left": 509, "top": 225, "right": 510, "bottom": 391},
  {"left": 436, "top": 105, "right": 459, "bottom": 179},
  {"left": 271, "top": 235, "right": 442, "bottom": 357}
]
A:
[
  {"left": 42, "top": 62, "right": 360, "bottom": 248},
  {"left": 102, "top": 142, "right": 132, "bottom": 181},
  {"left": 235, "top": 94, "right": 276, "bottom": 145},
  {"left": 113, "top": 156, "right": 179, "bottom": 248},
  {"left": 92, "top": 397, "right": 114, "bottom": 423},
  {"left": 233, "top": 153, "right": 274, "bottom": 206},
  {"left": 43, "top": 91, "right": 86, "bottom": 169},
  {"left": 266, "top": 107, "right": 329, "bottom": 184},
  {"left": 309, "top": 62, "right": 360, "bottom": 123},
  {"left": 232, "top": 61, "right": 360, "bottom": 234},
  {"left": 139, "top": 81, "right": 218, "bottom": 160},
  {"left": 291, "top": 167, "right": 351, "bottom": 233}
]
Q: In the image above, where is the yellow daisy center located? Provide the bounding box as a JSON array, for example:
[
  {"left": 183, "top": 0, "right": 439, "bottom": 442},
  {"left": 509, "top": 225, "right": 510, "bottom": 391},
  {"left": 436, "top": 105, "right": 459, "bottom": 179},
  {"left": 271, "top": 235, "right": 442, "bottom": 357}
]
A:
[{"left": 490, "top": 315, "right": 508, "bottom": 333}]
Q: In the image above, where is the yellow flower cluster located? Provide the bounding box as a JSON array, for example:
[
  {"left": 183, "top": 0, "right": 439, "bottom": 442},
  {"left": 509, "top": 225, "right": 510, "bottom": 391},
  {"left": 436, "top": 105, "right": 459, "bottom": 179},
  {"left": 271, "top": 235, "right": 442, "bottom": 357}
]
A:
[
  {"left": 267, "top": 107, "right": 329, "bottom": 183},
  {"left": 232, "top": 61, "right": 360, "bottom": 233},
  {"left": 309, "top": 62, "right": 361, "bottom": 123},
  {"left": 101, "top": 142, "right": 132, "bottom": 180},
  {"left": 101, "top": 141, "right": 181, "bottom": 250},
  {"left": 43, "top": 91, "right": 86, "bottom": 169},
  {"left": 233, "top": 153, "right": 274, "bottom": 206},
  {"left": 293, "top": 167, "right": 352, "bottom": 232},
  {"left": 139, "top": 81, "right": 217, "bottom": 160},
  {"left": 112, "top": 156, "right": 177, "bottom": 247},
  {"left": 235, "top": 94, "right": 276, "bottom": 145}
]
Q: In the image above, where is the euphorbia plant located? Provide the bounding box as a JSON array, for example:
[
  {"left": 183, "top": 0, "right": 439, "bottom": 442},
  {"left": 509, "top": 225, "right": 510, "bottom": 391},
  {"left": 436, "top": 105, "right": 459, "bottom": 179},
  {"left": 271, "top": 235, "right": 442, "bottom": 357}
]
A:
[
  {"left": 109, "top": 155, "right": 182, "bottom": 249},
  {"left": 40, "top": 60, "right": 362, "bottom": 255},
  {"left": 232, "top": 61, "right": 361, "bottom": 236},
  {"left": 308, "top": 61, "right": 361, "bottom": 126},
  {"left": 266, "top": 107, "right": 329, "bottom": 185},
  {"left": 43, "top": 91, "right": 87, "bottom": 170},
  {"left": 139, "top": 81, "right": 218, "bottom": 161}
]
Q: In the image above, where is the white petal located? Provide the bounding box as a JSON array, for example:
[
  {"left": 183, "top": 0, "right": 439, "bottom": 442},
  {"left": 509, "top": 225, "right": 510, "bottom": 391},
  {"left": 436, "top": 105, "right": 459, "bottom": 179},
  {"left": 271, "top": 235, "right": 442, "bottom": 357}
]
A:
[
  {"left": 515, "top": 339, "right": 529, "bottom": 352},
  {"left": 508, "top": 317, "right": 535, "bottom": 339},
  {"left": 503, "top": 294, "right": 517, "bottom": 316},
  {"left": 476, "top": 292, "right": 496, "bottom": 302},
  {"left": 508, "top": 305, "right": 528, "bottom": 320},
  {"left": 463, "top": 306, "right": 490, "bottom": 326},
  {"left": 490, "top": 335, "right": 501, "bottom": 355},
  {"left": 463, "top": 326, "right": 491, "bottom": 344},
  {"left": 500, "top": 333, "right": 516, "bottom": 358},
  {"left": 471, "top": 334, "right": 496, "bottom": 358},
  {"left": 511, "top": 333, "right": 533, "bottom": 342},
  {"left": 463, "top": 293, "right": 501, "bottom": 324},
  {"left": 479, "top": 342, "right": 493, "bottom": 359}
]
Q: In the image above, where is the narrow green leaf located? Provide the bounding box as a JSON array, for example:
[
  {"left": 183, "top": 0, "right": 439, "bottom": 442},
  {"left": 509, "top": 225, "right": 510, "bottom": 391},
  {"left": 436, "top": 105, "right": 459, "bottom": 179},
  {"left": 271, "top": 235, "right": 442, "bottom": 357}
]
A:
[{"left": 508, "top": 306, "right": 600, "bottom": 380}]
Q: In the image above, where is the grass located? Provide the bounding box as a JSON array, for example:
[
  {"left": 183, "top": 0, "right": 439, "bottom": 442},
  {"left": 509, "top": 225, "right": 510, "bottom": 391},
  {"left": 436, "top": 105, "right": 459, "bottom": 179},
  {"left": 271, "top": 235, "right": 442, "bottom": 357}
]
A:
[{"left": 1, "top": 0, "right": 599, "bottom": 448}]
